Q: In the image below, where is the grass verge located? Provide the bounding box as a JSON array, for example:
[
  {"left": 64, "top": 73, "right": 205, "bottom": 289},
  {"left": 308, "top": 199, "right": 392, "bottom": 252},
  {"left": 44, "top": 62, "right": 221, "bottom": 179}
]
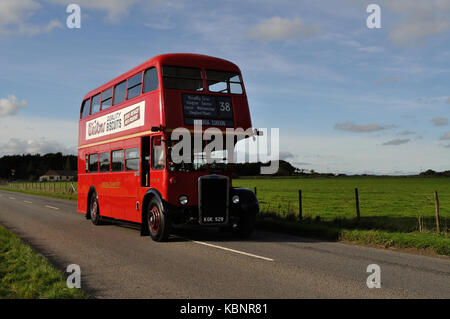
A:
[
  {"left": 256, "top": 216, "right": 450, "bottom": 256},
  {"left": 0, "top": 186, "right": 76, "bottom": 201},
  {"left": 0, "top": 224, "right": 88, "bottom": 298}
]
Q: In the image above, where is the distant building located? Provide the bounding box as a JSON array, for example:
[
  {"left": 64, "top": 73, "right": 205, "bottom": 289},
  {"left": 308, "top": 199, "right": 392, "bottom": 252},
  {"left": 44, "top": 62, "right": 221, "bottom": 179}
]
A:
[{"left": 39, "top": 170, "right": 76, "bottom": 182}]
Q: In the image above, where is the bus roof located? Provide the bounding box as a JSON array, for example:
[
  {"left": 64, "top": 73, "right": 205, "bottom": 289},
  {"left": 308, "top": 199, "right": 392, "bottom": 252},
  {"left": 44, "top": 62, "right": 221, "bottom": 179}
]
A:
[{"left": 83, "top": 53, "right": 241, "bottom": 100}]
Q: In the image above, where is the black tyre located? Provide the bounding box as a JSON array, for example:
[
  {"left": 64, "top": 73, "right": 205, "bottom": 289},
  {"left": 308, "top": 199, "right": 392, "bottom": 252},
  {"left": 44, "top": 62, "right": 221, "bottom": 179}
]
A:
[
  {"left": 233, "top": 212, "right": 256, "bottom": 238},
  {"left": 89, "top": 192, "right": 101, "bottom": 225},
  {"left": 147, "top": 198, "right": 171, "bottom": 242}
]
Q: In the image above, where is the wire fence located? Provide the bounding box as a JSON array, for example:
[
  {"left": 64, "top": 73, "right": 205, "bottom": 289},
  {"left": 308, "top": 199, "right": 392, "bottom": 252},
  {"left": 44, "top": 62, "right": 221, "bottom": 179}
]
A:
[
  {"left": 3, "top": 181, "right": 77, "bottom": 195},
  {"left": 253, "top": 186, "right": 449, "bottom": 234}
]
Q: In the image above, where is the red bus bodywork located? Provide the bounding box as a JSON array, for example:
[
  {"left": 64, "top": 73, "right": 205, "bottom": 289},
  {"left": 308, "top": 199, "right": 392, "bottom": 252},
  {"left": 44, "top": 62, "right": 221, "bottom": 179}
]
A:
[{"left": 78, "top": 53, "right": 257, "bottom": 236}]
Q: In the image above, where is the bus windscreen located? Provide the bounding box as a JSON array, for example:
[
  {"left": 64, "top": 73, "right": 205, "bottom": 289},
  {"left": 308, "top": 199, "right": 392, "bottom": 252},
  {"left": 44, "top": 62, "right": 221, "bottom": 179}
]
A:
[{"left": 162, "top": 66, "right": 203, "bottom": 91}]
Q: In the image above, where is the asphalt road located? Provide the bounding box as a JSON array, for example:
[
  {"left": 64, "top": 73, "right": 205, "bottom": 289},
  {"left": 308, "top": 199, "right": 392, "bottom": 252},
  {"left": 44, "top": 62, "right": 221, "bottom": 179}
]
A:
[{"left": 0, "top": 189, "right": 449, "bottom": 299}]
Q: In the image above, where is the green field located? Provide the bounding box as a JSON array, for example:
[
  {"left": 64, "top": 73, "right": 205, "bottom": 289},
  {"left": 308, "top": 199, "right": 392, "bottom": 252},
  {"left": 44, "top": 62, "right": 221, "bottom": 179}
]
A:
[{"left": 233, "top": 177, "right": 450, "bottom": 233}]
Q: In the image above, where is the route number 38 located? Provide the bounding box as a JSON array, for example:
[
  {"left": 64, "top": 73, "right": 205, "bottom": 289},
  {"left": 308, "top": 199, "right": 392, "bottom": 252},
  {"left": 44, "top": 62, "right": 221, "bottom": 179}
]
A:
[{"left": 219, "top": 101, "right": 231, "bottom": 112}]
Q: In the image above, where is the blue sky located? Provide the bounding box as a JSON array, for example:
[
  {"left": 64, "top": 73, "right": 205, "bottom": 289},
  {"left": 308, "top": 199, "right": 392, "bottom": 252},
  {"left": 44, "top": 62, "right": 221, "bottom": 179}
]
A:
[{"left": 0, "top": 0, "right": 449, "bottom": 174}]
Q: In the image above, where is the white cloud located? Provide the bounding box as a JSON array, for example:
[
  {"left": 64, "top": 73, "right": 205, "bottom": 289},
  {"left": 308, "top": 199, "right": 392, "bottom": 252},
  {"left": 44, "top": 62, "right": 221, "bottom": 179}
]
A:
[
  {"left": 48, "top": 0, "right": 150, "bottom": 22},
  {"left": 0, "top": 138, "right": 75, "bottom": 156},
  {"left": 397, "top": 130, "right": 415, "bottom": 136},
  {"left": 279, "top": 151, "right": 295, "bottom": 161},
  {"left": 384, "top": 0, "right": 450, "bottom": 47},
  {"left": 282, "top": 134, "right": 449, "bottom": 174},
  {"left": 17, "top": 19, "right": 63, "bottom": 35},
  {"left": 357, "top": 46, "right": 384, "bottom": 53},
  {"left": 0, "top": 0, "right": 40, "bottom": 27},
  {"left": 334, "top": 121, "right": 395, "bottom": 133},
  {"left": 247, "top": 17, "right": 318, "bottom": 42},
  {"left": 0, "top": 0, "right": 62, "bottom": 35},
  {"left": 0, "top": 115, "right": 77, "bottom": 155},
  {"left": 440, "top": 131, "right": 450, "bottom": 140},
  {"left": 431, "top": 117, "right": 448, "bottom": 126},
  {"left": 382, "top": 139, "right": 410, "bottom": 146},
  {"left": 0, "top": 95, "right": 27, "bottom": 117}
]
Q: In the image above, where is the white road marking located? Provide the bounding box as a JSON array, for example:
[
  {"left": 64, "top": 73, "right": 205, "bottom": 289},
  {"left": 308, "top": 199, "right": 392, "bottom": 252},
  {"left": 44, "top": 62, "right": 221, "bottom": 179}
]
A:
[
  {"left": 24, "top": 201, "right": 33, "bottom": 204},
  {"left": 45, "top": 205, "right": 59, "bottom": 210},
  {"left": 191, "top": 240, "right": 274, "bottom": 262},
  {"left": 9, "top": 197, "right": 16, "bottom": 200}
]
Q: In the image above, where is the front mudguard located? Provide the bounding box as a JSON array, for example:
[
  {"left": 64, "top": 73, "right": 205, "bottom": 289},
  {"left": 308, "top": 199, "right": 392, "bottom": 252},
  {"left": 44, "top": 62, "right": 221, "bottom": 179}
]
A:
[{"left": 230, "top": 187, "right": 259, "bottom": 218}]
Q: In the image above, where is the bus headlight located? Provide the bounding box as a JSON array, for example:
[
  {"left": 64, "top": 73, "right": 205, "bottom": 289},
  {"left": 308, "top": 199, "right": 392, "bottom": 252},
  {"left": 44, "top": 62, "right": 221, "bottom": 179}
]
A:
[
  {"left": 178, "top": 195, "right": 188, "bottom": 205},
  {"left": 232, "top": 195, "right": 240, "bottom": 204}
]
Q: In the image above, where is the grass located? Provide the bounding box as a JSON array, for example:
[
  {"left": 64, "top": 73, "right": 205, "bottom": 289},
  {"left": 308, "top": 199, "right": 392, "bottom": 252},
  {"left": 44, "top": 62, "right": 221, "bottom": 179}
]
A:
[
  {"left": 234, "top": 176, "right": 450, "bottom": 256},
  {"left": 234, "top": 176, "right": 450, "bottom": 232},
  {"left": 0, "top": 224, "right": 89, "bottom": 299}
]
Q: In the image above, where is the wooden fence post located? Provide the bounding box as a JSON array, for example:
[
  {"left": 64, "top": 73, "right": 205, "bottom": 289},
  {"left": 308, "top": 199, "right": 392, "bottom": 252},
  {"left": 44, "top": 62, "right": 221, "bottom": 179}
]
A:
[
  {"left": 434, "top": 191, "right": 440, "bottom": 233},
  {"left": 298, "top": 189, "right": 303, "bottom": 222},
  {"left": 355, "top": 188, "right": 360, "bottom": 222}
]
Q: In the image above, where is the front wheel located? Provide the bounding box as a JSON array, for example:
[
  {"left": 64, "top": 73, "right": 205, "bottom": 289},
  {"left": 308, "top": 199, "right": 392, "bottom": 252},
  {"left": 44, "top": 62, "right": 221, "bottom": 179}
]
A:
[
  {"left": 233, "top": 212, "right": 256, "bottom": 238},
  {"left": 147, "top": 198, "right": 171, "bottom": 242}
]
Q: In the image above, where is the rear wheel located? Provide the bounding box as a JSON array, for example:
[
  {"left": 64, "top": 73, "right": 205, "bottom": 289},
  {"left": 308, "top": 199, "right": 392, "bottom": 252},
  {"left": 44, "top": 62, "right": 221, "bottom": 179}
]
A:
[
  {"left": 90, "top": 192, "right": 101, "bottom": 225},
  {"left": 147, "top": 198, "right": 171, "bottom": 241}
]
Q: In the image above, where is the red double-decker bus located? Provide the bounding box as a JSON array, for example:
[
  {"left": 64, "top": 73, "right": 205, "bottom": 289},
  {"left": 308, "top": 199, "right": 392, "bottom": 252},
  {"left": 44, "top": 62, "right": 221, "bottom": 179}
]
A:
[{"left": 78, "top": 53, "right": 259, "bottom": 241}]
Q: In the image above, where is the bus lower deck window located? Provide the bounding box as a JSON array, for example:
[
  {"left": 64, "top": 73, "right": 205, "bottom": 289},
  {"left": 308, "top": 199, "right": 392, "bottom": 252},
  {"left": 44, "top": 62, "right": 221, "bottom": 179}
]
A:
[
  {"left": 99, "top": 152, "right": 110, "bottom": 172},
  {"left": 111, "top": 150, "right": 124, "bottom": 171},
  {"left": 89, "top": 154, "right": 99, "bottom": 173},
  {"left": 125, "top": 148, "right": 140, "bottom": 171},
  {"left": 152, "top": 137, "right": 165, "bottom": 170}
]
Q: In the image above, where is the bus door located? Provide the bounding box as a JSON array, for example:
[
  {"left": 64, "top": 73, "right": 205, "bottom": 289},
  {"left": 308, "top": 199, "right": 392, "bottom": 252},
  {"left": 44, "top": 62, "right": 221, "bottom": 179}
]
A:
[
  {"left": 150, "top": 135, "right": 166, "bottom": 191},
  {"left": 141, "top": 136, "right": 150, "bottom": 187}
]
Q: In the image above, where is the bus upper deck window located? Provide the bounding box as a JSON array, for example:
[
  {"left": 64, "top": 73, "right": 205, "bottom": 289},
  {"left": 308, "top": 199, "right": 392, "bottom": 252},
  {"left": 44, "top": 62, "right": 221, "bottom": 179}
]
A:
[
  {"left": 143, "top": 67, "right": 159, "bottom": 93},
  {"left": 80, "top": 98, "right": 91, "bottom": 119},
  {"left": 90, "top": 93, "right": 101, "bottom": 115},
  {"left": 113, "top": 80, "right": 126, "bottom": 105},
  {"left": 127, "top": 73, "right": 142, "bottom": 100},
  {"left": 162, "top": 66, "right": 203, "bottom": 91},
  {"left": 101, "top": 88, "right": 113, "bottom": 110},
  {"left": 206, "top": 70, "right": 243, "bottom": 94}
]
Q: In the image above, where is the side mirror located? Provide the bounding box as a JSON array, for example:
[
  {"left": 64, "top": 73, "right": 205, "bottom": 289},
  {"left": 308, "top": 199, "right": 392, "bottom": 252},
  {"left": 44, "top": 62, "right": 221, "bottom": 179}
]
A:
[
  {"left": 154, "top": 136, "right": 162, "bottom": 146},
  {"left": 151, "top": 126, "right": 163, "bottom": 132}
]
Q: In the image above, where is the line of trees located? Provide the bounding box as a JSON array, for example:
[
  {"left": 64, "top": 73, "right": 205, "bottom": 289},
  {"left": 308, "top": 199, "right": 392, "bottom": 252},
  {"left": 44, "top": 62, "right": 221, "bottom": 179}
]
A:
[
  {"left": 0, "top": 153, "right": 77, "bottom": 181},
  {"left": 0, "top": 153, "right": 448, "bottom": 181}
]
